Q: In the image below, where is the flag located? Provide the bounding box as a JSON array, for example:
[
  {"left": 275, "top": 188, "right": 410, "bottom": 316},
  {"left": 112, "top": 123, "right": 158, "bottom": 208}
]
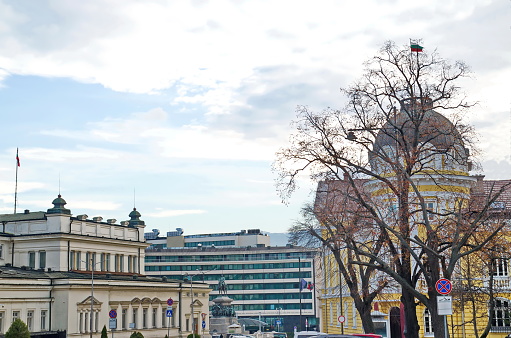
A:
[
  {"left": 307, "top": 282, "right": 314, "bottom": 291},
  {"left": 16, "top": 148, "right": 20, "bottom": 167},
  {"left": 410, "top": 43, "right": 423, "bottom": 52},
  {"left": 299, "top": 278, "right": 307, "bottom": 291}
]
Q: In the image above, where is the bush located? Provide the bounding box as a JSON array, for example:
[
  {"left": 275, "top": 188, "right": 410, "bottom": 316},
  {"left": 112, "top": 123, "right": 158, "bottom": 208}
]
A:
[
  {"left": 5, "top": 318, "right": 30, "bottom": 338},
  {"left": 187, "top": 334, "right": 200, "bottom": 338},
  {"left": 101, "top": 325, "right": 108, "bottom": 338},
  {"left": 130, "top": 332, "right": 144, "bottom": 338}
]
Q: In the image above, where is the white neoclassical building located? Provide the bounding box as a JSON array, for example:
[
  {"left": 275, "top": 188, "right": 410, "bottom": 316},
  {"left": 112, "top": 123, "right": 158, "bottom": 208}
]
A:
[{"left": 0, "top": 195, "right": 210, "bottom": 338}]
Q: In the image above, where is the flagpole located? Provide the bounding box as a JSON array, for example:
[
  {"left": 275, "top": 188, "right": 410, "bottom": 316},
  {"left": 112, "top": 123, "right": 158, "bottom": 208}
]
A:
[{"left": 14, "top": 148, "right": 19, "bottom": 214}]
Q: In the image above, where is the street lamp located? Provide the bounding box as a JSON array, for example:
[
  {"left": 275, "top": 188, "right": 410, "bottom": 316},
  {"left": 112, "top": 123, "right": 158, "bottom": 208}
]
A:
[
  {"left": 81, "top": 257, "right": 102, "bottom": 338},
  {"left": 184, "top": 268, "right": 217, "bottom": 336}
]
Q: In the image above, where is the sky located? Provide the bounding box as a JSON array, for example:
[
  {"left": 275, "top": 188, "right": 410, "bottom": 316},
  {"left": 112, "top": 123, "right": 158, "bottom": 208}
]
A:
[{"left": 0, "top": 0, "right": 510, "bottom": 236}]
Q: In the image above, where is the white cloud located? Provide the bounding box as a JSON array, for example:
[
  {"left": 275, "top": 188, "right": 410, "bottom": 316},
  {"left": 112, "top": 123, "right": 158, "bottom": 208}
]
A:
[{"left": 146, "top": 209, "right": 207, "bottom": 217}]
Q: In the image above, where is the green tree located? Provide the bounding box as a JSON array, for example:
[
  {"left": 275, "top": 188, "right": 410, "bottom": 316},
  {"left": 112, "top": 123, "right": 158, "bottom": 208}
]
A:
[
  {"left": 5, "top": 318, "right": 30, "bottom": 338},
  {"left": 129, "top": 331, "right": 144, "bottom": 338},
  {"left": 187, "top": 334, "right": 200, "bottom": 338},
  {"left": 101, "top": 325, "right": 108, "bottom": 338}
]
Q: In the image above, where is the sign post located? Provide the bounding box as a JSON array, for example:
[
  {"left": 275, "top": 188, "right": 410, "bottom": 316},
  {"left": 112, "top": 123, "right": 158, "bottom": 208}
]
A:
[
  {"left": 436, "top": 279, "right": 452, "bottom": 338},
  {"left": 167, "top": 298, "right": 173, "bottom": 338},
  {"left": 109, "top": 309, "right": 117, "bottom": 338}
]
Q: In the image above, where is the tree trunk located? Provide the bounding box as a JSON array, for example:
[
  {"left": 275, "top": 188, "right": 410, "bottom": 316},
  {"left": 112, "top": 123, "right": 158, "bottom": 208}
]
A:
[
  {"left": 357, "top": 302, "right": 376, "bottom": 334},
  {"left": 402, "top": 290, "right": 420, "bottom": 338}
]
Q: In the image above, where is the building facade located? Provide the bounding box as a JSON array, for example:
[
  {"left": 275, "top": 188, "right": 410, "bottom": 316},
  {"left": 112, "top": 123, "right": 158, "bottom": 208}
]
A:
[
  {"left": 145, "top": 229, "right": 319, "bottom": 333},
  {"left": 0, "top": 196, "right": 210, "bottom": 338},
  {"left": 315, "top": 98, "right": 511, "bottom": 337}
]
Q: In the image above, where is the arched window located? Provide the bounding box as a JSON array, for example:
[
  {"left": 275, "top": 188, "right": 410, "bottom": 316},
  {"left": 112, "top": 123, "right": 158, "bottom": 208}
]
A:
[
  {"left": 491, "top": 298, "right": 511, "bottom": 328},
  {"left": 424, "top": 308, "right": 433, "bottom": 335}
]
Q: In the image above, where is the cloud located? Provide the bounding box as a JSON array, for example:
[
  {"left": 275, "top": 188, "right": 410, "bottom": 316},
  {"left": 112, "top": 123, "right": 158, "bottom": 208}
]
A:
[{"left": 146, "top": 209, "right": 207, "bottom": 217}]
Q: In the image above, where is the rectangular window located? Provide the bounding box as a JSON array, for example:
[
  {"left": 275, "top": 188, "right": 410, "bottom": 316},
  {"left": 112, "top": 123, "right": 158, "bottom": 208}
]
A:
[
  {"left": 152, "top": 308, "right": 157, "bottom": 328},
  {"left": 79, "top": 312, "right": 83, "bottom": 333},
  {"left": 122, "top": 308, "right": 127, "bottom": 330},
  {"left": 28, "top": 252, "right": 35, "bottom": 268},
  {"left": 171, "top": 307, "right": 176, "bottom": 327},
  {"left": 41, "top": 310, "right": 47, "bottom": 331},
  {"left": 143, "top": 308, "right": 147, "bottom": 329},
  {"left": 85, "top": 313, "right": 89, "bottom": 332},
  {"left": 76, "top": 251, "right": 81, "bottom": 270},
  {"left": 128, "top": 256, "right": 133, "bottom": 273},
  {"left": 352, "top": 302, "right": 357, "bottom": 328},
  {"left": 133, "top": 308, "right": 137, "bottom": 329},
  {"left": 120, "top": 255, "right": 124, "bottom": 272},
  {"left": 100, "top": 253, "right": 105, "bottom": 271},
  {"left": 0, "top": 244, "right": 3, "bottom": 259},
  {"left": 27, "top": 310, "right": 33, "bottom": 331},
  {"left": 12, "top": 311, "right": 20, "bottom": 322},
  {"left": 70, "top": 251, "right": 75, "bottom": 270},
  {"left": 105, "top": 254, "right": 111, "bottom": 272},
  {"left": 162, "top": 308, "right": 166, "bottom": 328},
  {"left": 39, "top": 251, "right": 46, "bottom": 269},
  {"left": 85, "top": 252, "right": 91, "bottom": 270},
  {"left": 0, "top": 312, "right": 4, "bottom": 333}
]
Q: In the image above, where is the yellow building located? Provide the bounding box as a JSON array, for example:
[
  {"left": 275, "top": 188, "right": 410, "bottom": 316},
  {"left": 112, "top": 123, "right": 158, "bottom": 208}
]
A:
[{"left": 315, "top": 98, "right": 511, "bottom": 338}]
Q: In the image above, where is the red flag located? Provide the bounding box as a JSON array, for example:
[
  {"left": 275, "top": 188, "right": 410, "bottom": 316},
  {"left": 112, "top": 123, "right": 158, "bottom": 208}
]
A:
[{"left": 16, "top": 148, "right": 20, "bottom": 167}]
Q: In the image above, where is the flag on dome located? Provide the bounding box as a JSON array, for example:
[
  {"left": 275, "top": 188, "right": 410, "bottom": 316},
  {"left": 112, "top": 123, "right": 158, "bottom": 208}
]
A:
[{"left": 16, "top": 148, "right": 20, "bottom": 167}]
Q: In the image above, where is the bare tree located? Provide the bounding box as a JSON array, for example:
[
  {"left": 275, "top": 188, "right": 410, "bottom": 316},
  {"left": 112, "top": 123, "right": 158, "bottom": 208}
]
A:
[
  {"left": 290, "top": 177, "right": 390, "bottom": 333},
  {"left": 274, "top": 41, "right": 511, "bottom": 338}
]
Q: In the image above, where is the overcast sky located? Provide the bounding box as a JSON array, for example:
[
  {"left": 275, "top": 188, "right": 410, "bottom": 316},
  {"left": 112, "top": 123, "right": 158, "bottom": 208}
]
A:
[{"left": 0, "top": 0, "right": 510, "bottom": 236}]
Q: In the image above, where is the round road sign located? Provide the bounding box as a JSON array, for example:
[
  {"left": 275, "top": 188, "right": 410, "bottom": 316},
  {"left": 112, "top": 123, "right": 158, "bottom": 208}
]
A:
[
  {"left": 109, "top": 310, "right": 117, "bottom": 319},
  {"left": 167, "top": 298, "right": 174, "bottom": 306},
  {"left": 337, "top": 315, "right": 346, "bottom": 323},
  {"left": 435, "top": 278, "right": 452, "bottom": 295}
]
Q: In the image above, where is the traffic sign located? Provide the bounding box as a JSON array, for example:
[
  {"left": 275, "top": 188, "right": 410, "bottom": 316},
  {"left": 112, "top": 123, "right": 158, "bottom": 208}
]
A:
[
  {"left": 437, "top": 295, "right": 453, "bottom": 315},
  {"left": 337, "top": 315, "right": 346, "bottom": 323},
  {"left": 202, "top": 321, "right": 206, "bottom": 329},
  {"left": 276, "top": 320, "right": 282, "bottom": 325},
  {"left": 435, "top": 278, "right": 452, "bottom": 295},
  {"left": 166, "top": 309, "right": 173, "bottom": 317},
  {"left": 167, "top": 298, "right": 174, "bottom": 306},
  {"left": 109, "top": 318, "right": 117, "bottom": 329},
  {"left": 109, "top": 310, "right": 117, "bottom": 319}
]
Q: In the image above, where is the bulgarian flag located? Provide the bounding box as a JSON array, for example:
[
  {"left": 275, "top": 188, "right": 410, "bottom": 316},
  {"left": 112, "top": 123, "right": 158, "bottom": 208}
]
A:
[
  {"left": 411, "top": 43, "right": 423, "bottom": 52},
  {"left": 16, "top": 148, "right": 20, "bottom": 167}
]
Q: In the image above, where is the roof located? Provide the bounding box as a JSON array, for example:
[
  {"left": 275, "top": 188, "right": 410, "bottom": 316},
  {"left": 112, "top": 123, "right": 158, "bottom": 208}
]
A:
[
  {"left": 0, "top": 211, "right": 46, "bottom": 222},
  {"left": 373, "top": 107, "right": 465, "bottom": 153}
]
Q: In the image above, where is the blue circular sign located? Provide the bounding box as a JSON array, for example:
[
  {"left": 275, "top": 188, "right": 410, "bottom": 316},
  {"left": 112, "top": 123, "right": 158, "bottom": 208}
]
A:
[
  {"left": 109, "top": 310, "right": 117, "bottom": 318},
  {"left": 435, "top": 278, "right": 452, "bottom": 295}
]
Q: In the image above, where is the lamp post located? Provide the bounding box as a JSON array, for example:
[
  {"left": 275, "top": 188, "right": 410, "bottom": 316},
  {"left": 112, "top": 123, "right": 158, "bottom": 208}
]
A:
[
  {"left": 82, "top": 257, "right": 102, "bottom": 338},
  {"left": 185, "top": 268, "right": 217, "bottom": 336}
]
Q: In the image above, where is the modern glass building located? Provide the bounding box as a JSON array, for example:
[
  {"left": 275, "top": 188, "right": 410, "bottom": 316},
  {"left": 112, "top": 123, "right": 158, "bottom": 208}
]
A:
[{"left": 144, "top": 229, "right": 319, "bottom": 333}]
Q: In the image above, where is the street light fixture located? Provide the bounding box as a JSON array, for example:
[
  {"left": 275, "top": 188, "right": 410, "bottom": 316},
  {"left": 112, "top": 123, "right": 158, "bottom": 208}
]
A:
[
  {"left": 81, "top": 257, "right": 102, "bottom": 338},
  {"left": 184, "top": 268, "right": 217, "bottom": 336}
]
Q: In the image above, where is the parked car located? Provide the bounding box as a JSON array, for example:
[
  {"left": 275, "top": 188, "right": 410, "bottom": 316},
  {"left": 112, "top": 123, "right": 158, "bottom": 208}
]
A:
[
  {"left": 351, "top": 335, "right": 382, "bottom": 338},
  {"left": 273, "top": 332, "right": 288, "bottom": 338},
  {"left": 294, "top": 331, "right": 328, "bottom": 338}
]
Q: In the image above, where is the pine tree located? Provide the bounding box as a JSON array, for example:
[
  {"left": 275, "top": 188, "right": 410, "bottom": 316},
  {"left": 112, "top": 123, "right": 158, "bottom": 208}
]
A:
[
  {"left": 101, "top": 325, "right": 108, "bottom": 338},
  {"left": 5, "top": 318, "right": 30, "bottom": 338}
]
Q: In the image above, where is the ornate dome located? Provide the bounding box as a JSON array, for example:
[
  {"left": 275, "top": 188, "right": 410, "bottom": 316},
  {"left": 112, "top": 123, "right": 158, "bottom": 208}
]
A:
[{"left": 373, "top": 98, "right": 466, "bottom": 154}]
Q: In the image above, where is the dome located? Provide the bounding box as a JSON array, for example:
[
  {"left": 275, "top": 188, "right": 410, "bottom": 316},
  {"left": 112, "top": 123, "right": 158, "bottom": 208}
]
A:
[
  {"left": 47, "top": 194, "right": 71, "bottom": 215},
  {"left": 373, "top": 100, "right": 465, "bottom": 154}
]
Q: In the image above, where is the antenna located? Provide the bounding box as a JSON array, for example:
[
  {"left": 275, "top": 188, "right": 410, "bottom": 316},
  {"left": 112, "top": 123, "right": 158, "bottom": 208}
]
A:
[
  {"left": 133, "top": 187, "right": 136, "bottom": 208},
  {"left": 59, "top": 172, "right": 61, "bottom": 195}
]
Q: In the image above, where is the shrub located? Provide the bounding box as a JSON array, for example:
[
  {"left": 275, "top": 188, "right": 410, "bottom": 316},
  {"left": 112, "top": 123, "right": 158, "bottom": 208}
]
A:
[
  {"left": 5, "top": 318, "right": 30, "bottom": 338},
  {"left": 101, "top": 325, "right": 108, "bottom": 338},
  {"left": 130, "top": 332, "right": 144, "bottom": 338}
]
